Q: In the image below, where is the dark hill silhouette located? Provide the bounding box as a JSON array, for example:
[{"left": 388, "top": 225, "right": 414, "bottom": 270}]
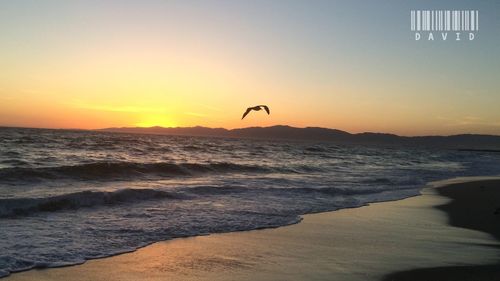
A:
[{"left": 98, "top": 125, "right": 500, "bottom": 150}]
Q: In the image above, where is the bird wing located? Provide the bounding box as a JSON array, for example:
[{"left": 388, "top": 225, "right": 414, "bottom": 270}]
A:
[
  {"left": 241, "top": 108, "right": 252, "bottom": 119},
  {"left": 261, "top": 105, "right": 270, "bottom": 114}
]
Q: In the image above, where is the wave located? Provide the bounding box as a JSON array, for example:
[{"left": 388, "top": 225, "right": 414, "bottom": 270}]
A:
[
  {"left": 184, "top": 184, "right": 396, "bottom": 197},
  {"left": 0, "top": 184, "right": 405, "bottom": 218},
  {"left": 0, "top": 161, "right": 272, "bottom": 182},
  {"left": 0, "top": 188, "right": 181, "bottom": 217},
  {"left": 360, "top": 176, "right": 425, "bottom": 186},
  {"left": 185, "top": 185, "right": 250, "bottom": 195},
  {"left": 275, "top": 186, "right": 397, "bottom": 196}
]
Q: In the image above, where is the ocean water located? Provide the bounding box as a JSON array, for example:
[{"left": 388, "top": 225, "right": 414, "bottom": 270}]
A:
[{"left": 1, "top": 127, "right": 500, "bottom": 277}]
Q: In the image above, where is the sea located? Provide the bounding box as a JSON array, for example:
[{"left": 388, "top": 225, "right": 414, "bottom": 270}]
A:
[{"left": 1, "top": 127, "right": 500, "bottom": 277}]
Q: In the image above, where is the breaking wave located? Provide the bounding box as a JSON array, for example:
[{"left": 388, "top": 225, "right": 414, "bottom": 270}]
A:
[
  {"left": 0, "top": 189, "right": 180, "bottom": 217},
  {"left": 0, "top": 161, "right": 272, "bottom": 182}
]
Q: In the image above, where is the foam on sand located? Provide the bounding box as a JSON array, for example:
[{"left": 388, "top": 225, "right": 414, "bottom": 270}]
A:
[{"left": 6, "top": 178, "right": 500, "bottom": 281}]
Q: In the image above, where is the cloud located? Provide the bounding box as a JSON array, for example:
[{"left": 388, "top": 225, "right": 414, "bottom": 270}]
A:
[
  {"left": 69, "top": 100, "right": 164, "bottom": 113},
  {"left": 198, "top": 103, "right": 221, "bottom": 111},
  {"left": 0, "top": 96, "right": 15, "bottom": 101},
  {"left": 184, "top": 112, "right": 207, "bottom": 118},
  {"left": 437, "top": 115, "right": 500, "bottom": 128},
  {"left": 456, "top": 116, "right": 481, "bottom": 125}
]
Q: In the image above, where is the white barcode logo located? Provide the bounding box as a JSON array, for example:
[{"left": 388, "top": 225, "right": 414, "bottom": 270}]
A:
[{"left": 411, "top": 10, "right": 478, "bottom": 41}]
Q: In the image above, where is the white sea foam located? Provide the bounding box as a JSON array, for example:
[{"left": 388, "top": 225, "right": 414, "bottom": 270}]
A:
[{"left": 1, "top": 128, "right": 500, "bottom": 276}]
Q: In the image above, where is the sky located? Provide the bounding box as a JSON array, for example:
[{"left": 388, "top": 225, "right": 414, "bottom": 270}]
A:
[{"left": 1, "top": 0, "right": 499, "bottom": 136}]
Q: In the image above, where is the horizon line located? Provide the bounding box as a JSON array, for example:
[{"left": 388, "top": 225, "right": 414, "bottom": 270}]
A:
[{"left": 1, "top": 124, "right": 499, "bottom": 138}]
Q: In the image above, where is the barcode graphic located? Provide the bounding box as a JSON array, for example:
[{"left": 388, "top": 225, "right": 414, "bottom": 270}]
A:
[{"left": 411, "top": 10, "right": 478, "bottom": 31}]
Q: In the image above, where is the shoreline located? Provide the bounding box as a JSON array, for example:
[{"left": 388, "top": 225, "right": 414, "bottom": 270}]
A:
[
  {"left": 5, "top": 177, "right": 500, "bottom": 280},
  {"left": 383, "top": 178, "right": 500, "bottom": 280}
]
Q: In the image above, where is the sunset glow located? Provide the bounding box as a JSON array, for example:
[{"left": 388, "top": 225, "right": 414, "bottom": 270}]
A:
[{"left": 1, "top": 1, "right": 499, "bottom": 135}]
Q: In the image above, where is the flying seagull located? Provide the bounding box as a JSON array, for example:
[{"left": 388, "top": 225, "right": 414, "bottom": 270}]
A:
[{"left": 241, "top": 105, "right": 270, "bottom": 120}]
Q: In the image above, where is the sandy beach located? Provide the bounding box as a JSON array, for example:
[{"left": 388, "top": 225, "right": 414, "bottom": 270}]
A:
[
  {"left": 384, "top": 178, "right": 500, "bottom": 281},
  {"left": 5, "top": 177, "right": 500, "bottom": 281}
]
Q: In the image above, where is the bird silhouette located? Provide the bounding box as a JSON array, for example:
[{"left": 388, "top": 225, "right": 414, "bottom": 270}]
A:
[{"left": 241, "top": 105, "right": 270, "bottom": 120}]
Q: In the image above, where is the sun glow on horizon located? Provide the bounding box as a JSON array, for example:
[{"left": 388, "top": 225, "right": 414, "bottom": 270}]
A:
[{"left": 134, "top": 116, "right": 178, "bottom": 128}]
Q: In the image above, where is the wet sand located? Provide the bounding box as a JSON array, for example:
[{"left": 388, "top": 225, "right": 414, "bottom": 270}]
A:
[
  {"left": 6, "top": 178, "right": 500, "bottom": 281},
  {"left": 383, "top": 178, "right": 500, "bottom": 281}
]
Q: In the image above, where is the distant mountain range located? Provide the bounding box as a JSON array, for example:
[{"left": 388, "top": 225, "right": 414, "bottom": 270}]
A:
[{"left": 98, "top": 125, "right": 500, "bottom": 150}]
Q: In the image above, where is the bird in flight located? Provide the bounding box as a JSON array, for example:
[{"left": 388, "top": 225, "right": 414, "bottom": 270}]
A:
[{"left": 241, "top": 105, "right": 270, "bottom": 120}]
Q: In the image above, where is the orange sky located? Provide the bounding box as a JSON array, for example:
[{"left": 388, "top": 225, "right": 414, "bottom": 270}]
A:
[{"left": 1, "top": 1, "right": 499, "bottom": 136}]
